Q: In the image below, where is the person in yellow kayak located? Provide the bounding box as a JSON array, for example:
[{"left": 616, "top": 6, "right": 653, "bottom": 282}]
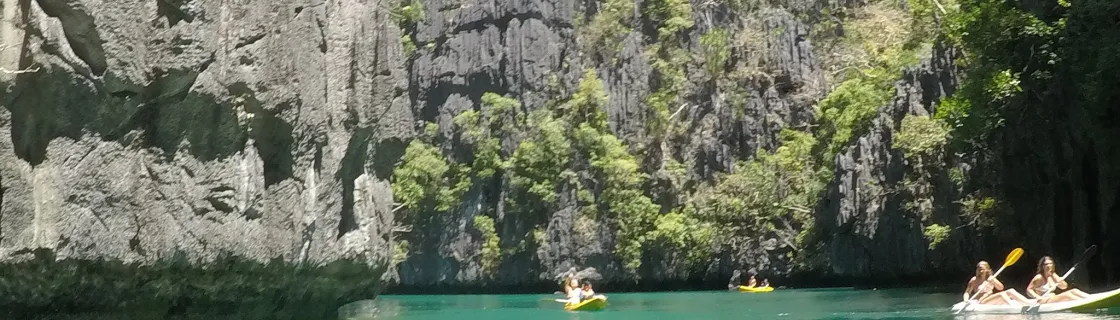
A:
[
  {"left": 1027, "top": 256, "right": 1092, "bottom": 303},
  {"left": 745, "top": 274, "right": 757, "bottom": 288},
  {"left": 759, "top": 278, "right": 770, "bottom": 288},
  {"left": 580, "top": 282, "right": 605, "bottom": 301},
  {"left": 564, "top": 276, "right": 582, "bottom": 304},
  {"left": 963, "top": 261, "right": 1033, "bottom": 305}
]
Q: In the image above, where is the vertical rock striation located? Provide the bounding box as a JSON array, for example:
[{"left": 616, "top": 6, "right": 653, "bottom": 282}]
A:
[
  {"left": 0, "top": 0, "right": 408, "bottom": 315},
  {"left": 3, "top": 0, "right": 1113, "bottom": 302},
  {"left": 818, "top": 43, "right": 963, "bottom": 282}
]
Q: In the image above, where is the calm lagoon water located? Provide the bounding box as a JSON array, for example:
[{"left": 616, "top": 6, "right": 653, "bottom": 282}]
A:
[{"left": 338, "top": 287, "right": 1120, "bottom": 320}]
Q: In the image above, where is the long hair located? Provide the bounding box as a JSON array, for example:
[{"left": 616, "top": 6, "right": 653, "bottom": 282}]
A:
[
  {"left": 975, "top": 261, "right": 992, "bottom": 279},
  {"left": 1037, "top": 256, "right": 1054, "bottom": 275}
]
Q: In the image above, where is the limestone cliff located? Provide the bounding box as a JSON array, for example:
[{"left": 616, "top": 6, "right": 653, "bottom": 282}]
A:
[
  {"left": 1, "top": 0, "right": 403, "bottom": 316},
  {"left": 3, "top": 0, "right": 1118, "bottom": 314},
  {"left": 0, "top": 0, "right": 965, "bottom": 297}
]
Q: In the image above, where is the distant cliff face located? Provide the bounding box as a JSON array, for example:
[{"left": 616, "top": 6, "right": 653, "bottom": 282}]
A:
[
  {"left": 3, "top": 0, "right": 1117, "bottom": 308},
  {"left": 388, "top": 0, "right": 834, "bottom": 288},
  {"left": 382, "top": 0, "right": 976, "bottom": 289},
  {"left": 2, "top": 0, "right": 404, "bottom": 264},
  {"left": 0, "top": 0, "right": 401, "bottom": 315},
  {"left": 818, "top": 42, "right": 964, "bottom": 279},
  {"left": 0, "top": 0, "right": 964, "bottom": 294}
]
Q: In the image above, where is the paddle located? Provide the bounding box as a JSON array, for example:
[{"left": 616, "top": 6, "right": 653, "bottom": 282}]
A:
[
  {"left": 956, "top": 247, "right": 1025, "bottom": 314},
  {"left": 1029, "top": 245, "right": 1098, "bottom": 307}
]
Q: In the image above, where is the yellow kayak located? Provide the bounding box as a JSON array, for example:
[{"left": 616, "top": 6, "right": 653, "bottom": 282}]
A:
[
  {"left": 565, "top": 295, "right": 608, "bottom": 311},
  {"left": 739, "top": 286, "right": 774, "bottom": 293}
]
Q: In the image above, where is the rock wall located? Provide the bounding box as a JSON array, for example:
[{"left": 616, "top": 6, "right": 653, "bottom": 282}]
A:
[
  {"left": 4, "top": 0, "right": 1116, "bottom": 305},
  {"left": 982, "top": 0, "right": 1120, "bottom": 286},
  {"left": 818, "top": 43, "right": 967, "bottom": 281},
  {"left": 395, "top": 0, "right": 585, "bottom": 288},
  {"left": 387, "top": 0, "right": 834, "bottom": 289},
  {"left": 1, "top": 0, "right": 935, "bottom": 295},
  {"left": 0, "top": 0, "right": 404, "bottom": 315}
]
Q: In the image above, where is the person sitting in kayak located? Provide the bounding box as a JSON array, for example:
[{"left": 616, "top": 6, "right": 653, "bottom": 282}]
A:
[
  {"left": 745, "top": 275, "right": 757, "bottom": 288},
  {"left": 964, "top": 261, "right": 1033, "bottom": 305},
  {"left": 760, "top": 278, "right": 770, "bottom": 288},
  {"left": 580, "top": 282, "right": 606, "bottom": 301},
  {"left": 565, "top": 277, "right": 582, "bottom": 304},
  {"left": 580, "top": 282, "right": 595, "bottom": 299},
  {"left": 1027, "top": 256, "right": 1092, "bottom": 303}
]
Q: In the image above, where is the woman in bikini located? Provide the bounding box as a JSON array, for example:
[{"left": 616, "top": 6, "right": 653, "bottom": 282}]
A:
[
  {"left": 964, "top": 261, "right": 1033, "bottom": 305},
  {"left": 1027, "top": 256, "right": 1092, "bottom": 303}
]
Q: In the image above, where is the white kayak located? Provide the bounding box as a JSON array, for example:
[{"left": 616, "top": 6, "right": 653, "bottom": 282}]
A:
[{"left": 950, "top": 287, "right": 1120, "bottom": 314}]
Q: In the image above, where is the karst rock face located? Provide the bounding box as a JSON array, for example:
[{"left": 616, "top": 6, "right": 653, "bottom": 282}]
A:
[
  {"left": 6, "top": 0, "right": 1117, "bottom": 311},
  {"left": 388, "top": 0, "right": 839, "bottom": 288},
  {"left": 0, "top": 0, "right": 944, "bottom": 293},
  {"left": 818, "top": 42, "right": 963, "bottom": 280},
  {"left": 1, "top": 0, "right": 403, "bottom": 315}
]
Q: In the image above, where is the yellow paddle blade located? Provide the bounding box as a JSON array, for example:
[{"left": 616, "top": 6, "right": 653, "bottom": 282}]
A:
[{"left": 1004, "top": 247, "right": 1025, "bottom": 267}]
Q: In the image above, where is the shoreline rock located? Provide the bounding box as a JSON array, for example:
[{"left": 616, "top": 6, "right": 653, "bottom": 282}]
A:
[{"left": 0, "top": 249, "right": 386, "bottom": 319}]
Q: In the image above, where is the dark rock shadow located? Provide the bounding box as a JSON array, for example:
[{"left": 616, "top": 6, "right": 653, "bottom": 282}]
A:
[
  {"left": 0, "top": 248, "right": 385, "bottom": 320},
  {"left": 3, "top": 66, "right": 247, "bottom": 166}
]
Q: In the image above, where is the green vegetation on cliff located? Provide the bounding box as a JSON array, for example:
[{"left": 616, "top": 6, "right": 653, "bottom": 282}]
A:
[
  {"left": 932, "top": 0, "right": 1120, "bottom": 261},
  {"left": 388, "top": 0, "right": 1120, "bottom": 285},
  {"left": 386, "top": 0, "right": 939, "bottom": 280},
  {"left": 391, "top": 69, "right": 662, "bottom": 274}
]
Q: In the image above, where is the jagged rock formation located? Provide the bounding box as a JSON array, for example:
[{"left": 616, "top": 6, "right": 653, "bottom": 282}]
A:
[
  {"left": 2, "top": 0, "right": 1117, "bottom": 311},
  {"left": 818, "top": 43, "right": 963, "bottom": 279},
  {"left": 396, "top": 0, "right": 585, "bottom": 287},
  {"left": 389, "top": 0, "right": 833, "bottom": 290},
  {"left": 0, "top": 0, "right": 942, "bottom": 298},
  {"left": 0, "top": 0, "right": 402, "bottom": 315}
]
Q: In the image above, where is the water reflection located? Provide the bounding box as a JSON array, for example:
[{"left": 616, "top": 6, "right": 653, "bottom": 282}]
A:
[
  {"left": 341, "top": 294, "right": 564, "bottom": 319},
  {"left": 338, "top": 299, "right": 403, "bottom": 319}
]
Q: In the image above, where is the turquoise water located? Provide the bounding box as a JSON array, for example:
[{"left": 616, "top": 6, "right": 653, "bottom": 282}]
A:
[{"left": 338, "top": 288, "right": 1120, "bottom": 319}]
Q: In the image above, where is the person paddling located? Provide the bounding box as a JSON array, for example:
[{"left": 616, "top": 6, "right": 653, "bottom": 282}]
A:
[
  {"left": 1027, "top": 256, "right": 1092, "bottom": 303},
  {"left": 564, "top": 276, "right": 582, "bottom": 302},
  {"left": 964, "top": 261, "right": 1032, "bottom": 306},
  {"left": 564, "top": 277, "right": 582, "bottom": 304}
]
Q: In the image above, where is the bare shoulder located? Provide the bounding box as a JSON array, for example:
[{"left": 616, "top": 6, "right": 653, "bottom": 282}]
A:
[{"left": 1028, "top": 274, "right": 1044, "bottom": 284}]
